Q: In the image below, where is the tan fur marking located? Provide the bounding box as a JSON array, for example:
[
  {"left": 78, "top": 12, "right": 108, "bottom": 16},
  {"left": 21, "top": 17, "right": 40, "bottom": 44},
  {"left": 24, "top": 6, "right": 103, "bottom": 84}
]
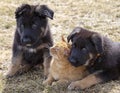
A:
[
  {"left": 84, "top": 53, "right": 94, "bottom": 66},
  {"left": 43, "top": 53, "right": 52, "bottom": 78},
  {"left": 6, "top": 54, "right": 23, "bottom": 77},
  {"left": 68, "top": 73, "right": 102, "bottom": 90},
  {"left": 6, "top": 55, "right": 31, "bottom": 77}
]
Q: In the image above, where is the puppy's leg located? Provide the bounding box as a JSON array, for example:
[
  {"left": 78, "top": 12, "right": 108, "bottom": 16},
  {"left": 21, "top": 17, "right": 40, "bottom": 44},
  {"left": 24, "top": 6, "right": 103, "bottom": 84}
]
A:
[
  {"left": 43, "top": 74, "right": 54, "bottom": 85},
  {"left": 6, "top": 54, "right": 22, "bottom": 77},
  {"left": 6, "top": 53, "right": 31, "bottom": 77},
  {"left": 68, "top": 71, "right": 102, "bottom": 90},
  {"left": 18, "top": 63, "right": 32, "bottom": 74},
  {"left": 43, "top": 48, "right": 52, "bottom": 78},
  {"left": 68, "top": 72, "right": 102, "bottom": 90},
  {"left": 68, "top": 69, "right": 119, "bottom": 90}
]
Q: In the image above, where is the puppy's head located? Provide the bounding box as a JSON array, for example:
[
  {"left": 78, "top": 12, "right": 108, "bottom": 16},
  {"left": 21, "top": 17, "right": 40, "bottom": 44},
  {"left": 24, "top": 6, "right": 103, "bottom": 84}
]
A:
[
  {"left": 15, "top": 4, "right": 54, "bottom": 48},
  {"left": 67, "top": 27, "right": 103, "bottom": 67}
]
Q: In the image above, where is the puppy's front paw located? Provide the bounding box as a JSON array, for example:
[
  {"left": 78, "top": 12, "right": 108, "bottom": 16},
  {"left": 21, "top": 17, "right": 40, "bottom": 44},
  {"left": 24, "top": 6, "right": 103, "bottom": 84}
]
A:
[
  {"left": 5, "top": 72, "right": 16, "bottom": 78},
  {"left": 68, "top": 81, "right": 84, "bottom": 90},
  {"left": 43, "top": 80, "right": 52, "bottom": 86},
  {"left": 52, "top": 79, "right": 69, "bottom": 87}
]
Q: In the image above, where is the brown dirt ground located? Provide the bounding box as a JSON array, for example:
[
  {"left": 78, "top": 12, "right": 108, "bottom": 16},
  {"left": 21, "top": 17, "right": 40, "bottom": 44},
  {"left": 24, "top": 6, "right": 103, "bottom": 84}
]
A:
[{"left": 0, "top": 0, "right": 120, "bottom": 93}]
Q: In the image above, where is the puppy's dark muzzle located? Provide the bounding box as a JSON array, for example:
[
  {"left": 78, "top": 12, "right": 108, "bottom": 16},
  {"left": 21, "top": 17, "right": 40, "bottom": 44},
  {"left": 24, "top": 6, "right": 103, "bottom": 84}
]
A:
[
  {"left": 69, "top": 57, "right": 76, "bottom": 64},
  {"left": 68, "top": 57, "right": 78, "bottom": 67},
  {"left": 21, "top": 36, "right": 42, "bottom": 48},
  {"left": 21, "top": 37, "right": 32, "bottom": 46}
]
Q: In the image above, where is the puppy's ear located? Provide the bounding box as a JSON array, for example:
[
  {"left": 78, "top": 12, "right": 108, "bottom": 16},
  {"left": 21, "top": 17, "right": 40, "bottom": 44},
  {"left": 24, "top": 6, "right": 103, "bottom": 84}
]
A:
[
  {"left": 36, "top": 5, "right": 54, "bottom": 19},
  {"left": 15, "top": 4, "right": 31, "bottom": 18},
  {"left": 91, "top": 34, "right": 103, "bottom": 54},
  {"left": 67, "top": 27, "right": 81, "bottom": 43}
]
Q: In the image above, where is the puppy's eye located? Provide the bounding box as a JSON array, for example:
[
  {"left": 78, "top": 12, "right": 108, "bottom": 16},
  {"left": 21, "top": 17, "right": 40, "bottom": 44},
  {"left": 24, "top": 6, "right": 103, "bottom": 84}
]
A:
[
  {"left": 21, "top": 24, "right": 24, "bottom": 29},
  {"left": 82, "top": 47, "right": 86, "bottom": 50},
  {"left": 80, "top": 47, "right": 86, "bottom": 50},
  {"left": 82, "top": 48, "right": 88, "bottom": 53},
  {"left": 32, "top": 24, "right": 37, "bottom": 29}
]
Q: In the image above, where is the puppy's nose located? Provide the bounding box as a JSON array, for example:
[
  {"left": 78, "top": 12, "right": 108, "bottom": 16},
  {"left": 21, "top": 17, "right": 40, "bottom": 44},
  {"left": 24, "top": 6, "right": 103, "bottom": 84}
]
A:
[
  {"left": 68, "top": 57, "right": 76, "bottom": 63},
  {"left": 22, "top": 37, "right": 32, "bottom": 45}
]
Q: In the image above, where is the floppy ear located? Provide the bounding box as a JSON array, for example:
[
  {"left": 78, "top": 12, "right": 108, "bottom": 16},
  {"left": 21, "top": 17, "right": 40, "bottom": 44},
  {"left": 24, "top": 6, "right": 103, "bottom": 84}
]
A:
[
  {"left": 36, "top": 5, "right": 54, "bottom": 19},
  {"left": 15, "top": 4, "right": 31, "bottom": 18},
  {"left": 67, "top": 27, "right": 81, "bottom": 42},
  {"left": 91, "top": 34, "right": 103, "bottom": 54}
]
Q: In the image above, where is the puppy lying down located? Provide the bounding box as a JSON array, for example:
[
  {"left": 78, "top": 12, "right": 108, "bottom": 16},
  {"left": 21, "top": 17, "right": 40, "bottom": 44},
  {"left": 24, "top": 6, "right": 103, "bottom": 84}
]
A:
[{"left": 43, "top": 38, "right": 89, "bottom": 86}]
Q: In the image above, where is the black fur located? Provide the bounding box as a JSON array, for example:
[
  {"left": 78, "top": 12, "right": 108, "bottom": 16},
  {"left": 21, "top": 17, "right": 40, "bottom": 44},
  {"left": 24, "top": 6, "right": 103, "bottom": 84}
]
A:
[
  {"left": 68, "top": 27, "right": 120, "bottom": 83},
  {"left": 13, "top": 4, "right": 54, "bottom": 66}
]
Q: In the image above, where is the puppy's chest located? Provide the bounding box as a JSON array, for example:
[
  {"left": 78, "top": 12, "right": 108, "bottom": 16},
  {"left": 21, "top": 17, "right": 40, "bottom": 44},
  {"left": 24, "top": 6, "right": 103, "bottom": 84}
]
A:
[{"left": 23, "top": 50, "right": 44, "bottom": 65}]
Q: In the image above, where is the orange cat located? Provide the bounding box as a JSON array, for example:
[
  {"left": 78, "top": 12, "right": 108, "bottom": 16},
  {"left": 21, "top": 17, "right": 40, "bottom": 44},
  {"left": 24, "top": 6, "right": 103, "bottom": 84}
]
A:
[{"left": 43, "top": 38, "right": 89, "bottom": 86}]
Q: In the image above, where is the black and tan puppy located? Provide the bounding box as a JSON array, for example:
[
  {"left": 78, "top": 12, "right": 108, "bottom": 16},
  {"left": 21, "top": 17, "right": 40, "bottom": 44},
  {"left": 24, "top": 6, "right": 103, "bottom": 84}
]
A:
[
  {"left": 67, "top": 27, "right": 120, "bottom": 90},
  {"left": 6, "top": 4, "right": 54, "bottom": 77}
]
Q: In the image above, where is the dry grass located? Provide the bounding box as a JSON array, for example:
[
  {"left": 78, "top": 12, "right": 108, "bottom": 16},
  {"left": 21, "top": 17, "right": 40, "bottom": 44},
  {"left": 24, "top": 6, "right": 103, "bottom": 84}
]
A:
[{"left": 0, "top": 0, "right": 120, "bottom": 93}]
